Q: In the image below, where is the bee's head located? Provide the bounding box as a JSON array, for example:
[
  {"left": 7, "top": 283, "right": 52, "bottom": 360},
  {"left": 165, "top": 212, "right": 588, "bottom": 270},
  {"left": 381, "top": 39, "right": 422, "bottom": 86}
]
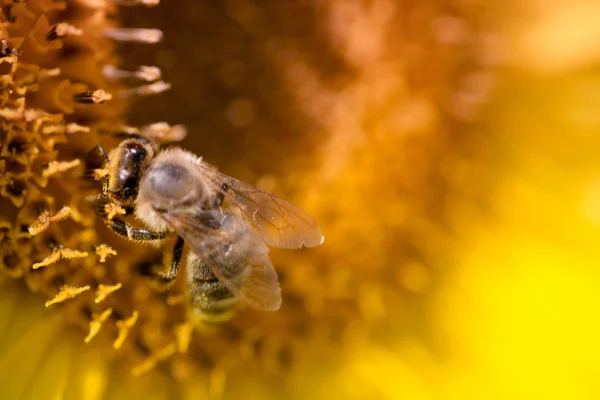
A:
[{"left": 107, "top": 135, "right": 157, "bottom": 205}]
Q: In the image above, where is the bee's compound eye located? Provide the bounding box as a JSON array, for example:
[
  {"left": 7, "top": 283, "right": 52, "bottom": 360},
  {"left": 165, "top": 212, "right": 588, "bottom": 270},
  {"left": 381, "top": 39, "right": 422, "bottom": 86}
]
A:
[{"left": 147, "top": 163, "right": 193, "bottom": 201}]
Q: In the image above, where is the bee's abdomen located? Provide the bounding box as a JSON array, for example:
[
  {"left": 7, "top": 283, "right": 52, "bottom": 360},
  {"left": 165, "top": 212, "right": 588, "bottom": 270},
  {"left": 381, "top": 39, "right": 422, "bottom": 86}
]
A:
[{"left": 186, "top": 251, "right": 238, "bottom": 325}]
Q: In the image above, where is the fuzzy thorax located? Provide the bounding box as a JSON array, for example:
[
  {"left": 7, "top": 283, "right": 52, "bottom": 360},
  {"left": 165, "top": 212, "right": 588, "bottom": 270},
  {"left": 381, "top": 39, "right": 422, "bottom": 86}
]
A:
[{"left": 135, "top": 148, "right": 211, "bottom": 232}]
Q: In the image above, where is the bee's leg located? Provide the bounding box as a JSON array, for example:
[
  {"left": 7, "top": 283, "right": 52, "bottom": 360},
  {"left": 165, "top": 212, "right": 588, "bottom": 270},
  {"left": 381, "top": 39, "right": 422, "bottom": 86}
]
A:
[
  {"left": 85, "top": 176, "right": 110, "bottom": 202},
  {"left": 93, "top": 198, "right": 164, "bottom": 241},
  {"left": 156, "top": 236, "right": 184, "bottom": 284},
  {"left": 85, "top": 145, "right": 110, "bottom": 198},
  {"left": 106, "top": 217, "right": 168, "bottom": 241}
]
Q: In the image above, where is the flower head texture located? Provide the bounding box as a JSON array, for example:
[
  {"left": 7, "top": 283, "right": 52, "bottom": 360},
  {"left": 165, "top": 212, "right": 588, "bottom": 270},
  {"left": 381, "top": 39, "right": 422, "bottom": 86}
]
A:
[{"left": 2, "top": 0, "right": 600, "bottom": 399}]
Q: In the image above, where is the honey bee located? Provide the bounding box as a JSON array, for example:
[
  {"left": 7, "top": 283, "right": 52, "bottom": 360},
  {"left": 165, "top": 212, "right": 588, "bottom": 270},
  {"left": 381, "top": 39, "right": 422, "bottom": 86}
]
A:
[{"left": 89, "top": 135, "right": 323, "bottom": 324}]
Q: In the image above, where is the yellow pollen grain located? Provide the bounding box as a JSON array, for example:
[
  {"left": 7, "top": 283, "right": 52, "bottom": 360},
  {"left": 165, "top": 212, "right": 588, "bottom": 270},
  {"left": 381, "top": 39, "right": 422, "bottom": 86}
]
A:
[
  {"left": 32, "top": 250, "right": 61, "bottom": 269},
  {"left": 54, "top": 22, "right": 83, "bottom": 38},
  {"left": 134, "top": 65, "right": 162, "bottom": 82},
  {"left": 131, "top": 342, "right": 177, "bottom": 377},
  {"left": 123, "top": 81, "right": 170, "bottom": 98},
  {"left": 65, "top": 123, "right": 91, "bottom": 134},
  {"left": 95, "top": 244, "right": 117, "bottom": 263},
  {"left": 22, "top": 109, "right": 49, "bottom": 122},
  {"left": 88, "top": 89, "right": 112, "bottom": 104},
  {"left": 37, "top": 67, "right": 61, "bottom": 79},
  {"left": 93, "top": 168, "right": 109, "bottom": 180},
  {"left": 61, "top": 248, "right": 88, "bottom": 259},
  {"left": 94, "top": 89, "right": 112, "bottom": 103},
  {"left": 42, "top": 159, "right": 81, "bottom": 178},
  {"left": 104, "top": 27, "right": 163, "bottom": 44},
  {"left": 84, "top": 308, "right": 113, "bottom": 344},
  {"left": 140, "top": 122, "right": 187, "bottom": 142},
  {"left": 113, "top": 0, "right": 160, "bottom": 6},
  {"left": 95, "top": 282, "right": 122, "bottom": 303},
  {"left": 28, "top": 206, "right": 72, "bottom": 236},
  {"left": 73, "top": 89, "right": 113, "bottom": 104},
  {"left": 32, "top": 246, "right": 88, "bottom": 269},
  {"left": 0, "top": 108, "right": 35, "bottom": 121},
  {"left": 118, "top": 125, "right": 140, "bottom": 134},
  {"left": 104, "top": 203, "right": 126, "bottom": 220},
  {"left": 174, "top": 322, "right": 193, "bottom": 353},
  {"left": 41, "top": 124, "right": 65, "bottom": 135},
  {"left": 113, "top": 310, "right": 139, "bottom": 350},
  {"left": 45, "top": 285, "right": 91, "bottom": 307}
]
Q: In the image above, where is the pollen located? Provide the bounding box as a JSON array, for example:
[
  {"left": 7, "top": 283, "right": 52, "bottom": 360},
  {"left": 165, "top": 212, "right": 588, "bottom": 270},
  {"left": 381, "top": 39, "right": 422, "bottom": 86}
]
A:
[
  {"left": 41, "top": 122, "right": 90, "bottom": 135},
  {"left": 66, "top": 123, "right": 91, "bottom": 134},
  {"left": 122, "top": 81, "right": 171, "bottom": 98},
  {"left": 141, "top": 122, "right": 187, "bottom": 142},
  {"left": 95, "top": 282, "right": 122, "bottom": 303},
  {"left": 113, "top": 310, "right": 139, "bottom": 350},
  {"left": 84, "top": 308, "right": 114, "bottom": 344},
  {"left": 95, "top": 244, "right": 117, "bottom": 264},
  {"left": 118, "top": 122, "right": 187, "bottom": 143},
  {"left": 36, "top": 68, "right": 61, "bottom": 79},
  {"left": 93, "top": 168, "right": 110, "bottom": 181},
  {"left": 28, "top": 206, "right": 72, "bottom": 236},
  {"left": 112, "top": 0, "right": 160, "bottom": 6},
  {"left": 0, "top": 108, "right": 47, "bottom": 122},
  {"left": 32, "top": 247, "right": 88, "bottom": 269},
  {"left": 104, "top": 203, "right": 126, "bottom": 220},
  {"left": 73, "top": 89, "right": 113, "bottom": 104},
  {"left": 104, "top": 27, "right": 164, "bottom": 44},
  {"left": 103, "top": 65, "right": 162, "bottom": 82},
  {"left": 42, "top": 159, "right": 81, "bottom": 178},
  {"left": 134, "top": 66, "right": 162, "bottom": 82},
  {"left": 45, "top": 285, "right": 91, "bottom": 307},
  {"left": 46, "top": 23, "right": 83, "bottom": 41}
]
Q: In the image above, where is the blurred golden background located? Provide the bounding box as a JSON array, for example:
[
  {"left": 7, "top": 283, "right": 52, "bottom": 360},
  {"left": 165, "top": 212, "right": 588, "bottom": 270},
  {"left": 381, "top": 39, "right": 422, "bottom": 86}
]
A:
[{"left": 2, "top": 0, "right": 600, "bottom": 399}]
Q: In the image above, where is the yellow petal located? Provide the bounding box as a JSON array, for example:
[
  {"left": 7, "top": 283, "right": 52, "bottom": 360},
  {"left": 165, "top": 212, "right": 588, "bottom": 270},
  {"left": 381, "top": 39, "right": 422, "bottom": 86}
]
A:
[
  {"left": 0, "top": 313, "right": 63, "bottom": 398},
  {"left": 21, "top": 338, "right": 71, "bottom": 400},
  {"left": 62, "top": 342, "right": 108, "bottom": 400},
  {"left": 0, "top": 279, "right": 46, "bottom": 360}
]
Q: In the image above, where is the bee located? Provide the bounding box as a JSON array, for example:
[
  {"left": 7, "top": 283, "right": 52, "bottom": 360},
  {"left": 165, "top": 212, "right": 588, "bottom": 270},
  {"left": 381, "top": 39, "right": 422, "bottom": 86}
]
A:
[{"left": 89, "top": 135, "right": 323, "bottom": 324}]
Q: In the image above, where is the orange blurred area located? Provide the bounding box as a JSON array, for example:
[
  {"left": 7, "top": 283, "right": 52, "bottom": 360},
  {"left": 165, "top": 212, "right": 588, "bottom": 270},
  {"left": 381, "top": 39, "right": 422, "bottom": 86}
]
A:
[
  {"left": 283, "top": 0, "right": 600, "bottom": 397},
  {"left": 3, "top": 0, "right": 600, "bottom": 399},
  {"left": 110, "top": 0, "right": 600, "bottom": 397},
  {"left": 434, "top": 1, "right": 600, "bottom": 398}
]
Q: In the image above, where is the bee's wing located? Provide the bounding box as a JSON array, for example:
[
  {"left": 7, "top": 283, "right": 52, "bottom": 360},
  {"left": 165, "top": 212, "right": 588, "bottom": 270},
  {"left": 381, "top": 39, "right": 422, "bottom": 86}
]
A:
[
  {"left": 197, "top": 162, "right": 324, "bottom": 249},
  {"left": 163, "top": 210, "right": 282, "bottom": 311}
]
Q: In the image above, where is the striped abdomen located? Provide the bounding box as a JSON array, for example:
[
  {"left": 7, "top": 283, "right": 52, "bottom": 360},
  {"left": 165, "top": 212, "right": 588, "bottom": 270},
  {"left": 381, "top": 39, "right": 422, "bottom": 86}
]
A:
[{"left": 186, "top": 250, "right": 238, "bottom": 326}]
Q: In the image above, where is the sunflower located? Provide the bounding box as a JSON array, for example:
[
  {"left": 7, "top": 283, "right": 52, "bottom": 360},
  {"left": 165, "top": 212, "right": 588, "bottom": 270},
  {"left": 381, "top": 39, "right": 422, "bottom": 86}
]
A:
[{"left": 2, "top": 0, "right": 599, "bottom": 399}]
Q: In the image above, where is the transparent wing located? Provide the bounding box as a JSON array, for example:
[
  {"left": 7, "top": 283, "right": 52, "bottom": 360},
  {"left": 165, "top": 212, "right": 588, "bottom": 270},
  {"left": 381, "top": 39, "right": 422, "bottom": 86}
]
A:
[
  {"left": 197, "top": 162, "right": 324, "bottom": 249},
  {"left": 163, "top": 210, "right": 281, "bottom": 311}
]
